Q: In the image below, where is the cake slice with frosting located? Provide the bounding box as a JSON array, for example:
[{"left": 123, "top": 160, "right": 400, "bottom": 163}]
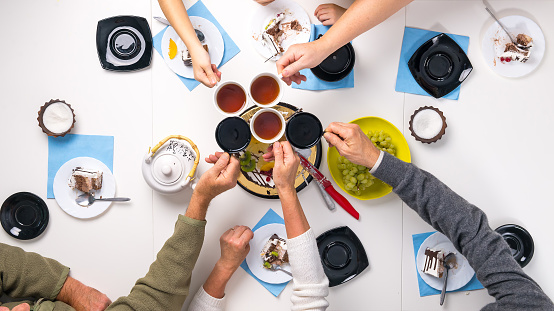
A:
[
  {"left": 422, "top": 247, "right": 446, "bottom": 278},
  {"left": 70, "top": 167, "right": 103, "bottom": 193},
  {"left": 261, "top": 234, "right": 289, "bottom": 269},
  {"left": 500, "top": 33, "right": 533, "bottom": 63}
]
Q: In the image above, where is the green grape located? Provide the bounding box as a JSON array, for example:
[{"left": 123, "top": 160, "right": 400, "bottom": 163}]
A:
[
  {"left": 385, "top": 136, "right": 392, "bottom": 142},
  {"left": 349, "top": 171, "right": 355, "bottom": 176},
  {"left": 346, "top": 163, "right": 353, "bottom": 169},
  {"left": 349, "top": 177, "right": 357, "bottom": 183},
  {"left": 370, "top": 137, "right": 377, "bottom": 143},
  {"left": 344, "top": 159, "right": 351, "bottom": 164},
  {"left": 361, "top": 179, "right": 368, "bottom": 184},
  {"left": 346, "top": 182, "right": 355, "bottom": 188},
  {"left": 355, "top": 190, "right": 362, "bottom": 196},
  {"left": 367, "top": 130, "right": 373, "bottom": 136},
  {"left": 351, "top": 167, "right": 358, "bottom": 174},
  {"left": 338, "top": 164, "right": 347, "bottom": 170},
  {"left": 357, "top": 165, "right": 365, "bottom": 170},
  {"left": 342, "top": 170, "right": 349, "bottom": 176},
  {"left": 357, "top": 174, "right": 365, "bottom": 181}
]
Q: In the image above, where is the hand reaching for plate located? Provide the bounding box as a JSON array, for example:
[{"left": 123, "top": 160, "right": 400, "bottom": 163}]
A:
[
  {"left": 218, "top": 225, "right": 254, "bottom": 272},
  {"left": 315, "top": 4, "right": 347, "bottom": 26},
  {"left": 189, "top": 45, "right": 221, "bottom": 88}
]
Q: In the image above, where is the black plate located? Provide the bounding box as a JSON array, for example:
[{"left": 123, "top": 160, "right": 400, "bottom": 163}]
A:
[
  {"left": 1, "top": 192, "right": 49, "bottom": 240},
  {"left": 316, "top": 226, "right": 369, "bottom": 287},
  {"left": 96, "top": 15, "right": 152, "bottom": 71},
  {"left": 495, "top": 224, "right": 534, "bottom": 268},
  {"left": 408, "top": 33, "right": 472, "bottom": 98},
  {"left": 310, "top": 35, "right": 355, "bottom": 82}
]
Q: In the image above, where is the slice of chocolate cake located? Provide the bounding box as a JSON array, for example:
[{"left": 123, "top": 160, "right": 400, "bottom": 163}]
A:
[
  {"left": 422, "top": 247, "right": 445, "bottom": 278},
  {"left": 70, "top": 167, "right": 103, "bottom": 193},
  {"left": 261, "top": 234, "right": 288, "bottom": 268}
]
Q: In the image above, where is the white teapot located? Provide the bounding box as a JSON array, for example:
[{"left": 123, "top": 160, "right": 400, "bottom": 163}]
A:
[{"left": 142, "top": 135, "right": 200, "bottom": 194}]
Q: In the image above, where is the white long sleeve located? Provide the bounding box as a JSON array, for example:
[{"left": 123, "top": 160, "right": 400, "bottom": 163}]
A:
[
  {"left": 188, "top": 286, "right": 226, "bottom": 311},
  {"left": 287, "top": 228, "right": 330, "bottom": 311}
]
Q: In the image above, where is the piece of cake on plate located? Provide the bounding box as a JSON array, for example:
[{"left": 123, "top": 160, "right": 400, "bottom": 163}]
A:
[
  {"left": 261, "top": 234, "right": 289, "bottom": 269},
  {"left": 500, "top": 33, "right": 533, "bottom": 63},
  {"left": 70, "top": 167, "right": 103, "bottom": 193},
  {"left": 422, "top": 247, "right": 446, "bottom": 278}
]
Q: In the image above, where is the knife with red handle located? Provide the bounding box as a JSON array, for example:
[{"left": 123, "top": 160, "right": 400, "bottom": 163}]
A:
[{"left": 298, "top": 154, "right": 360, "bottom": 220}]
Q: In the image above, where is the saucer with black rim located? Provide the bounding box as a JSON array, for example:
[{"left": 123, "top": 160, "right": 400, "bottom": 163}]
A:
[
  {"left": 316, "top": 226, "right": 369, "bottom": 287},
  {"left": 408, "top": 33, "right": 472, "bottom": 98},
  {"left": 1, "top": 192, "right": 49, "bottom": 240},
  {"left": 310, "top": 35, "right": 355, "bottom": 82},
  {"left": 96, "top": 15, "right": 153, "bottom": 71},
  {"left": 495, "top": 224, "right": 534, "bottom": 268}
]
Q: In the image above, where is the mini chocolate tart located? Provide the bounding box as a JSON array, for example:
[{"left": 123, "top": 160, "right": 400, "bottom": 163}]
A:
[
  {"left": 37, "top": 99, "right": 76, "bottom": 137},
  {"left": 409, "top": 106, "right": 447, "bottom": 143}
]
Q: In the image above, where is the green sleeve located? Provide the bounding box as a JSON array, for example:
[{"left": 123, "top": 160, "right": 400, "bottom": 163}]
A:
[
  {"left": 0, "top": 243, "right": 70, "bottom": 301},
  {"left": 106, "top": 215, "right": 206, "bottom": 311}
]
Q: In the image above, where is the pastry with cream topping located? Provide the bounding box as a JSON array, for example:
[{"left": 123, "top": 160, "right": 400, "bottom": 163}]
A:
[
  {"left": 261, "top": 234, "right": 289, "bottom": 269},
  {"left": 70, "top": 167, "right": 103, "bottom": 193}
]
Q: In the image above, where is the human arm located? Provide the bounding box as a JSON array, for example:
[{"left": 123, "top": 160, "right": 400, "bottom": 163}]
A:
[
  {"left": 277, "top": 0, "right": 412, "bottom": 85},
  {"left": 189, "top": 226, "right": 254, "bottom": 311},
  {"left": 158, "top": 0, "right": 221, "bottom": 87},
  {"left": 325, "top": 123, "right": 554, "bottom": 310},
  {"left": 272, "top": 141, "right": 329, "bottom": 310},
  {"left": 106, "top": 153, "right": 240, "bottom": 311}
]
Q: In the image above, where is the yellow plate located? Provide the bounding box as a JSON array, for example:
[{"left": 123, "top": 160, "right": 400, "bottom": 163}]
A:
[{"left": 327, "top": 117, "right": 411, "bottom": 200}]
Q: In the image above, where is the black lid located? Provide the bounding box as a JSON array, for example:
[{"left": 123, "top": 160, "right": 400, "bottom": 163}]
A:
[
  {"left": 285, "top": 112, "right": 323, "bottom": 149},
  {"left": 1, "top": 192, "right": 49, "bottom": 240},
  {"left": 215, "top": 117, "right": 251, "bottom": 153},
  {"left": 310, "top": 35, "right": 355, "bottom": 82}
]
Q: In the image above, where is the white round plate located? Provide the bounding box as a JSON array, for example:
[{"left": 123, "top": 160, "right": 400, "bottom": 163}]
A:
[
  {"left": 161, "top": 16, "right": 224, "bottom": 79},
  {"left": 53, "top": 157, "right": 116, "bottom": 219},
  {"left": 250, "top": 0, "right": 311, "bottom": 61},
  {"left": 245, "top": 223, "right": 292, "bottom": 284},
  {"left": 481, "top": 15, "right": 545, "bottom": 78},
  {"left": 416, "top": 232, "right": 475, "bottom": 291}
]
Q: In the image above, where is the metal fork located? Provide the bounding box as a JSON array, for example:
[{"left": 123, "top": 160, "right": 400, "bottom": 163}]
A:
[
  {"left": 482, "top": 0, "right": 528, "bottom": 50},
  {"left": 268, "top": 265, "right": 293, "bottom": 277}
]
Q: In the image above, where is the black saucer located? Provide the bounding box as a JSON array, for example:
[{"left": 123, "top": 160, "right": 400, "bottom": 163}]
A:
[
  {"left": 96, "top": 16, "right": 152, "bottom": 71},
  {"left": 495, "top": 224, "right": 534, "bottom": 268},
  {"left": 408, "top": 33, "right": 472, "bottom": 98},
  {"left": 316, "top": 226, "right": 369, "bottom": 287},
  {"left": 1, "top": 192, "right": 49, "bottom": 240},
  {"left": 310, "top": 35, "right": 355, "bottom": 82}
]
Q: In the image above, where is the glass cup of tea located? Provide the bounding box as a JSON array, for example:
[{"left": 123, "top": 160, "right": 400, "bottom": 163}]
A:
[
  {"left": 250, "top": 108, "right": 286, "bottom": 144},
  {"left": 213, "top": 81, "right": 248, "bottom": 116},
  {"left": 249, "top": 73, "right": 283, "bottom": 108}
]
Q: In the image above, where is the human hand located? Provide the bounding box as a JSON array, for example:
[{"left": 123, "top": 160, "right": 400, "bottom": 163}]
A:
[
  {"left": 272, "top": 141, "right": 300, "bottom": 191},
  {"left": 195, "top": 152, "right": 240, "bottom": 201},
  {"left": 0, "top": 303, "right": 30, "bottom": 311},
  {"left": 276, "top": 41, "right": 330, "bottom": 86},
  {"left": 254, "top": 0, "right": 275, "bottom": 5},
  {"left": 189, "top": 45, "right": 221, "bottom": 88},
  {"left": 324, "top": 122, "right": 380, "bottom": 168},
  {"left": 315, "top": 4, "right": 347, "bottom": 26},
  {"left": 218, "top": 225, "right": 254, "bottom": 272},
  {"left": 56, "top": 276, "right": 111, "bottom": 311}
]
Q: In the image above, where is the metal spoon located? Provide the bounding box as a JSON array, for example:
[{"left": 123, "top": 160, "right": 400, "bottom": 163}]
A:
[
  {"left": 482, "top": 0, "right": 528, "bottom": 50},
  {"left": 76, "top": 193, "right": 130, "bottom": 207},
  {"left": 268, "top": 265, "right": 293, "bottom": 277},
  {"left": 440, "top": 253, "right": 457, "bottom": 306}
]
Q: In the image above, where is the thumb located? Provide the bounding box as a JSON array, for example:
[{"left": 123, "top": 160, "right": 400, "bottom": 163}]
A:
[
  {"left": 281, "top": 59, "right": 306, "bottom": 78},
  {"left": 324, "top": 132, "right": 347, "bottom": 151},
  {"left": 213, "top": 152, "right": 230, "bottom": 171},
  {"left": 205, "top": 65, "right": 217, "bottom": 86}
]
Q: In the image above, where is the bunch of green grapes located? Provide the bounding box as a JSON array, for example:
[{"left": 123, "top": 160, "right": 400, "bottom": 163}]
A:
[
  {"left": 337, "top": 130, "right": 396, "bottom": 195},
  {"left": 368, "top": 130, "right": 396, "bottom": 155},
  {"left": 338, "top": 157, "right": 376, "bottom": 195}
]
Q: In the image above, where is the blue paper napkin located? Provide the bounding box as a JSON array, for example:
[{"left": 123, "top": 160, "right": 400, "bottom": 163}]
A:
[
  {"left": 292, "top": 24, "right": 354, "bottom": 91},
  {"left": 395, "top": 27, "right": 469, "bottom": 100},
  {"left": 153, "top": 0, "right": 240, "bottom": 91},
  {"left": 240, "top": 208, "right": 289, "bottom": 296},
  {"left": 412, "top": 231, "right": 484, "bottom": 297},
  {"left": 47, "top": 134, "right": 114, "bottom": 199}
]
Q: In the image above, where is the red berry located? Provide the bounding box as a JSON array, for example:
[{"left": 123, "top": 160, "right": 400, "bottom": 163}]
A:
[
  {"left": 506, "top": 58, "right": 511, "bottom": 63},
  {"left": 266, "top": 177, "right": 271, "bottom": 182},
  {"left": 500, "top": 57, "right": 505, "bottom": 62}
]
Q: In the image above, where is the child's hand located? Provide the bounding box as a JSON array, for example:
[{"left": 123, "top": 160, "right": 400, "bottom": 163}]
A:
[
  {"left": 254, "top": 0, "right": 275, "bottom": 6},
  {"left": 315, "top": 3, "right": 347, "bottom": 26},
  {"left": 189, "top": 45, "right": 221, "bottom": 88}
]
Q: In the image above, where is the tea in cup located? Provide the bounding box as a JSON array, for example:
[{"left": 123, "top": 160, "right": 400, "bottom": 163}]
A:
[
  {"left": 214, "top": 82, "right": 247, "bottom": 116},
  {"left": 250, "top": 108, "right": 286, "bottom": 144},
  {"left": 249, "top": 73, "right": 283, "bottom": 108}
]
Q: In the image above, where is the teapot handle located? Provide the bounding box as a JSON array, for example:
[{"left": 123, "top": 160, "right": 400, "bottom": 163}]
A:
[{"left": 148, "top": 135, "right": 200, "bottom": 181}]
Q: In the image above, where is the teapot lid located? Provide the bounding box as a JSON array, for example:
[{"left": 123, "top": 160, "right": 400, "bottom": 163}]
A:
[{"left": 152, "top": 154, "right": 183, "bottom": 185}]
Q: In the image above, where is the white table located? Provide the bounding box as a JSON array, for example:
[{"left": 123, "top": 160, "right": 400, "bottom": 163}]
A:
[{"left": 0, "top": 0, "right": 552, "bottom": 310}]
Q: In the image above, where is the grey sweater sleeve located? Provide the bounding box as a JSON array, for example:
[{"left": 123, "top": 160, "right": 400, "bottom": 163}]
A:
[{"left": 373, "top": 152, "right": 553, "bottom": 311}]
